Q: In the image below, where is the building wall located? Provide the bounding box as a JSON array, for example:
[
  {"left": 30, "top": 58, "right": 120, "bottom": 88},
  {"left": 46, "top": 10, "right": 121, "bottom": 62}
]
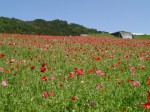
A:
[{"left": 120, "top": 32, "right": 133, "bottom": 39}]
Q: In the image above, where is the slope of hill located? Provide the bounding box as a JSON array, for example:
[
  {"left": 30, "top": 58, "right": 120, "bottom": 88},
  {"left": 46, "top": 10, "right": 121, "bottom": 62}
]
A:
[{"left": 0, "top": 17, "right": 101, "bottom": 36}]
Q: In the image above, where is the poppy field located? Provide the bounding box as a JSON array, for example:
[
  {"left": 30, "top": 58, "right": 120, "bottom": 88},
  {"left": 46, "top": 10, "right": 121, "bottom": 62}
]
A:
[{"left": 0, "top": 33, "right": 150, "bottom": 112}]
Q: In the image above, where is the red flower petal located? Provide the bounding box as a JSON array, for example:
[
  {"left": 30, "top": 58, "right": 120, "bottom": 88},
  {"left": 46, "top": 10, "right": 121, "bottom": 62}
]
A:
[
  {"left": 41, "top": 75, "right": 47, "bottom": 81},
  {"left": 40, "top": 67, "right": 46, "bottom": 72},
  {"left": 30, "top": 66, "right": 34, "bottom": 69},
  {"left": 148, "top": 91, "right": 150, "bottom": 102},
  {"left": 71, "top": 96, "right": 77, "bottom": 101},
  {"left": 41, "top": 63, "right": 46, "bottom": 67},
  {"left": 147, "top": 77, "right": 150, "bottom": 86},
  {"left": 42, "top": 91, "right": 48, "bottom": 98},
  {"left": 144, "top": 102, "right": 150, "bottom": 109}
]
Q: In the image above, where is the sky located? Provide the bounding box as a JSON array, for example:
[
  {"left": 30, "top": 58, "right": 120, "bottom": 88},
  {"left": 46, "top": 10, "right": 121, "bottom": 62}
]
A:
[{"left": 0, "top": 0, "right": 150, "bottom": 34}]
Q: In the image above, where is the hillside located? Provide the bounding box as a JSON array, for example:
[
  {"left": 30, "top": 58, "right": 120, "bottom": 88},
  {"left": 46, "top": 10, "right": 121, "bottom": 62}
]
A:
[{"left": 0, "top": 17, "right": 101, "bottom": 36}]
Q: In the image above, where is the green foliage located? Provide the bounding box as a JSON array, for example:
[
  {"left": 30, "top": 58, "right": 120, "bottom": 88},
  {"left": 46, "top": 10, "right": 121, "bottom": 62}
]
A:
[
  {"left": 134, "top": 35, "right": 150, "bottom": 39},
  {"left": 0, "top": 17, "right": 100, "bottom": 36}
]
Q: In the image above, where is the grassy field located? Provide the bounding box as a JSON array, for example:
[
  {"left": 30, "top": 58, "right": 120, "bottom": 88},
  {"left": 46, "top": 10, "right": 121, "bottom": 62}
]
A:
[
  {"left": 0, "top": 33, "right": 150, "bottom": 112},
  {"left": 133, "top": 35, "right": 150, "bottom": 39}
]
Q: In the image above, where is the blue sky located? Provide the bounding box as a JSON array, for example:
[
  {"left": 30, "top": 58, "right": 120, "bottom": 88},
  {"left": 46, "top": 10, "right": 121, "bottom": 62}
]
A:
[{"left": 0, "top": 0, "right": 150, "bottom": 34}]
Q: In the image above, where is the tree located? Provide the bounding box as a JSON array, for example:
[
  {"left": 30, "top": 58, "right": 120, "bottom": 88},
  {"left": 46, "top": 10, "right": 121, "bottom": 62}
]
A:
[{"left": 0, "top": 17, "right": 101, "bottom": 36}]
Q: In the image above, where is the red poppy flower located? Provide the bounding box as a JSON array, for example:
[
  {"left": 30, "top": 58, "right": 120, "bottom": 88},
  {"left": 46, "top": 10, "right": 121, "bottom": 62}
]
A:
[
  {"left": 49, "top": 91, "right": 54, "bottom": 96},
  {"left": 148, "top": 91, "right": 150, "bottom": 102},
  {"left": 144, "top": 102, "right": 150, "bottom": 109},
  {"left": 30, "top": 66, "right": 34, "bottom": 70},
  {"left": 5, "top": 70, "right": 9, "bottom": 73},
  {"left": 88, "top": 69, "right": 94, "bottom": 73},
  {"left": 118, "top": 81, "right": 123, "bottom": 85},
  {"left": 127, "top": 79, "right": 134, "bottom": 83},
  {"left": 96, "top": 84, "right": 103, "bottom": 89},
  {"left": 47, "top": 67, "right": 51, "bottom": 70},
  {"left": 122, "top": 68, "right": 126, "bottom": 71},
  {"left": 59, "top": 83, "right": 63, "bottom": 87},
  {"left": 41, "top": 75, "right": 47, "bottom": 81},
  {"left": 41, "top": 63, "right": 46, "bottom": 67},
  {"left": 141, "top": 91, "right": 150, "bottom": 109},
  {"left": 42, "top": 91, "right": 48, "bottom": 98},
  {"left": 75, "top": 68, "right": 84, "bottom": 75},
  {"left": 117, "top": 61, "right": 121, "bottom": 65},
  {"left": 40, "top": 67, "right": 46, "bottom": 72},
  {"left": 68, "top": 72, "right": 74, "bottom": 79},
  {"left": 0, "top": 53, "right": 5, "bottom": 58},
  {"left": 95, "top": 56, "right": 101, "bottom": 61},
  {"left": 147, "top": 77, "right": 150, "bottom": 86},
  {"left": 140, "top": 66, "right": 145, "bottom": 70},
  {"left": 71, "top": 96, "right": 77, "bottom": 101},
  {"left": 30, "top": 57, "right": 33, "bottom": 60},
  {"left": 124, "top": 55, "right": 129, "bottom": 59}
]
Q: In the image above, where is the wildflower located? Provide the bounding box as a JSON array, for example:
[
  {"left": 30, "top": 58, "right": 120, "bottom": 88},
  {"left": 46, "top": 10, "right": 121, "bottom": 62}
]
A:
[
  {"left": 0, "top": 53, "right": 5, "bottom": 58},
  {"left": 47, "top": 67, "right": 51, "bottom": 70},
  {"left": 95, "top": 56, "right": 101, "bottom": 61},
  {"left": 68, "top": 72, "right": 74, "bottom": 79},
  {"left": 96, "top": 84, "right": 103, "bottom": 89},
  {"left": 143, "top": 102, "right": 150, "bottom": 109},
  {"left": 148, "top": 91, "right": 150, "bottom": 102},
  {"left": 23, "top": 60, "right": 26, "bottom": 63},
  {"left": 133, "top": 81, "right": 140, "bottom": 87},
  {"left": 40, "top": 67, "right": 46, "bottom": 72},
  {"left": 129, "top": 65, "right": 134, "bottom": 71},
  {"left": 42, "top": 91, "right": 48, "bottom": 98},
  {"left": 5, "top": 70, "right": 9, "bottom": 73},
  {"left": 30, "top": 57, "right": 33, "bottom": 60},
  {"left": 122, "top": 67, "right": 126, "bottom": 71},
  {"left": 1, "top": 80, "right": 7, "bottom": 86},
  {"left": 117, "top": 61, "right": 121, "bottom": 65},
  {"left": 88, "top": 69, "right": 94, "bottom": 73},
  {"left": 124, "top": 55, "right": 129, "bottom": 59},
  {"left": 96, "top": 70, "right": 105, "bottom": 76},
  {"left": 147, "top": 77, "right": 150, "bottom": 86},
  {"left": 49, "top": 91, "right": 54, "bottom": 96},
  {"left": 0, "top": 67, "right": 4, "bottom": 72},
  {"left": 50, "top": 76, "right": 55, "bottom": 80},
  {"left": 41, "top": 63, "right": 46, "bottom": 67},
  {"left": 75, "top": 68, "right": 84, "bottom": 75},
  {"left": 127, "top": 79, "right": 134, "bottom": 83},
  {"left": 41, "top": 76, "right": 47, "bottom": 81},
  {"left": 118, "top": 81, "right": 123, "bottom": 85},
  {"left": 71, "top": 96, "right": 77, "bottom": 101},
  {"left": 30, "top": 66, "right": 35, "bottom": 70},
  {"left": 141, "top": 91, "right": 150, "bottom": 109},
  {"left": 140, "top": 65, "right": 145, "bottom": 70},
  {"left": 59, "top": 83, "right": 63, "bottom": 87}
]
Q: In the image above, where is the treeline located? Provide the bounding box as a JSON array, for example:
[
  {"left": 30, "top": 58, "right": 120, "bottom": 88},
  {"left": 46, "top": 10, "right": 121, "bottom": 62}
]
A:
[{"left": 0, "top": 17, "right": 101, "bottom": 36}]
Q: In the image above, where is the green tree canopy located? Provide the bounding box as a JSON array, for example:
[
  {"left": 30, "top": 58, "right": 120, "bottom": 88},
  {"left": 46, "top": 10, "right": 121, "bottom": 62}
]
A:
[{"left": 0, "top": 17, "right": 101, "bottom": 36}]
